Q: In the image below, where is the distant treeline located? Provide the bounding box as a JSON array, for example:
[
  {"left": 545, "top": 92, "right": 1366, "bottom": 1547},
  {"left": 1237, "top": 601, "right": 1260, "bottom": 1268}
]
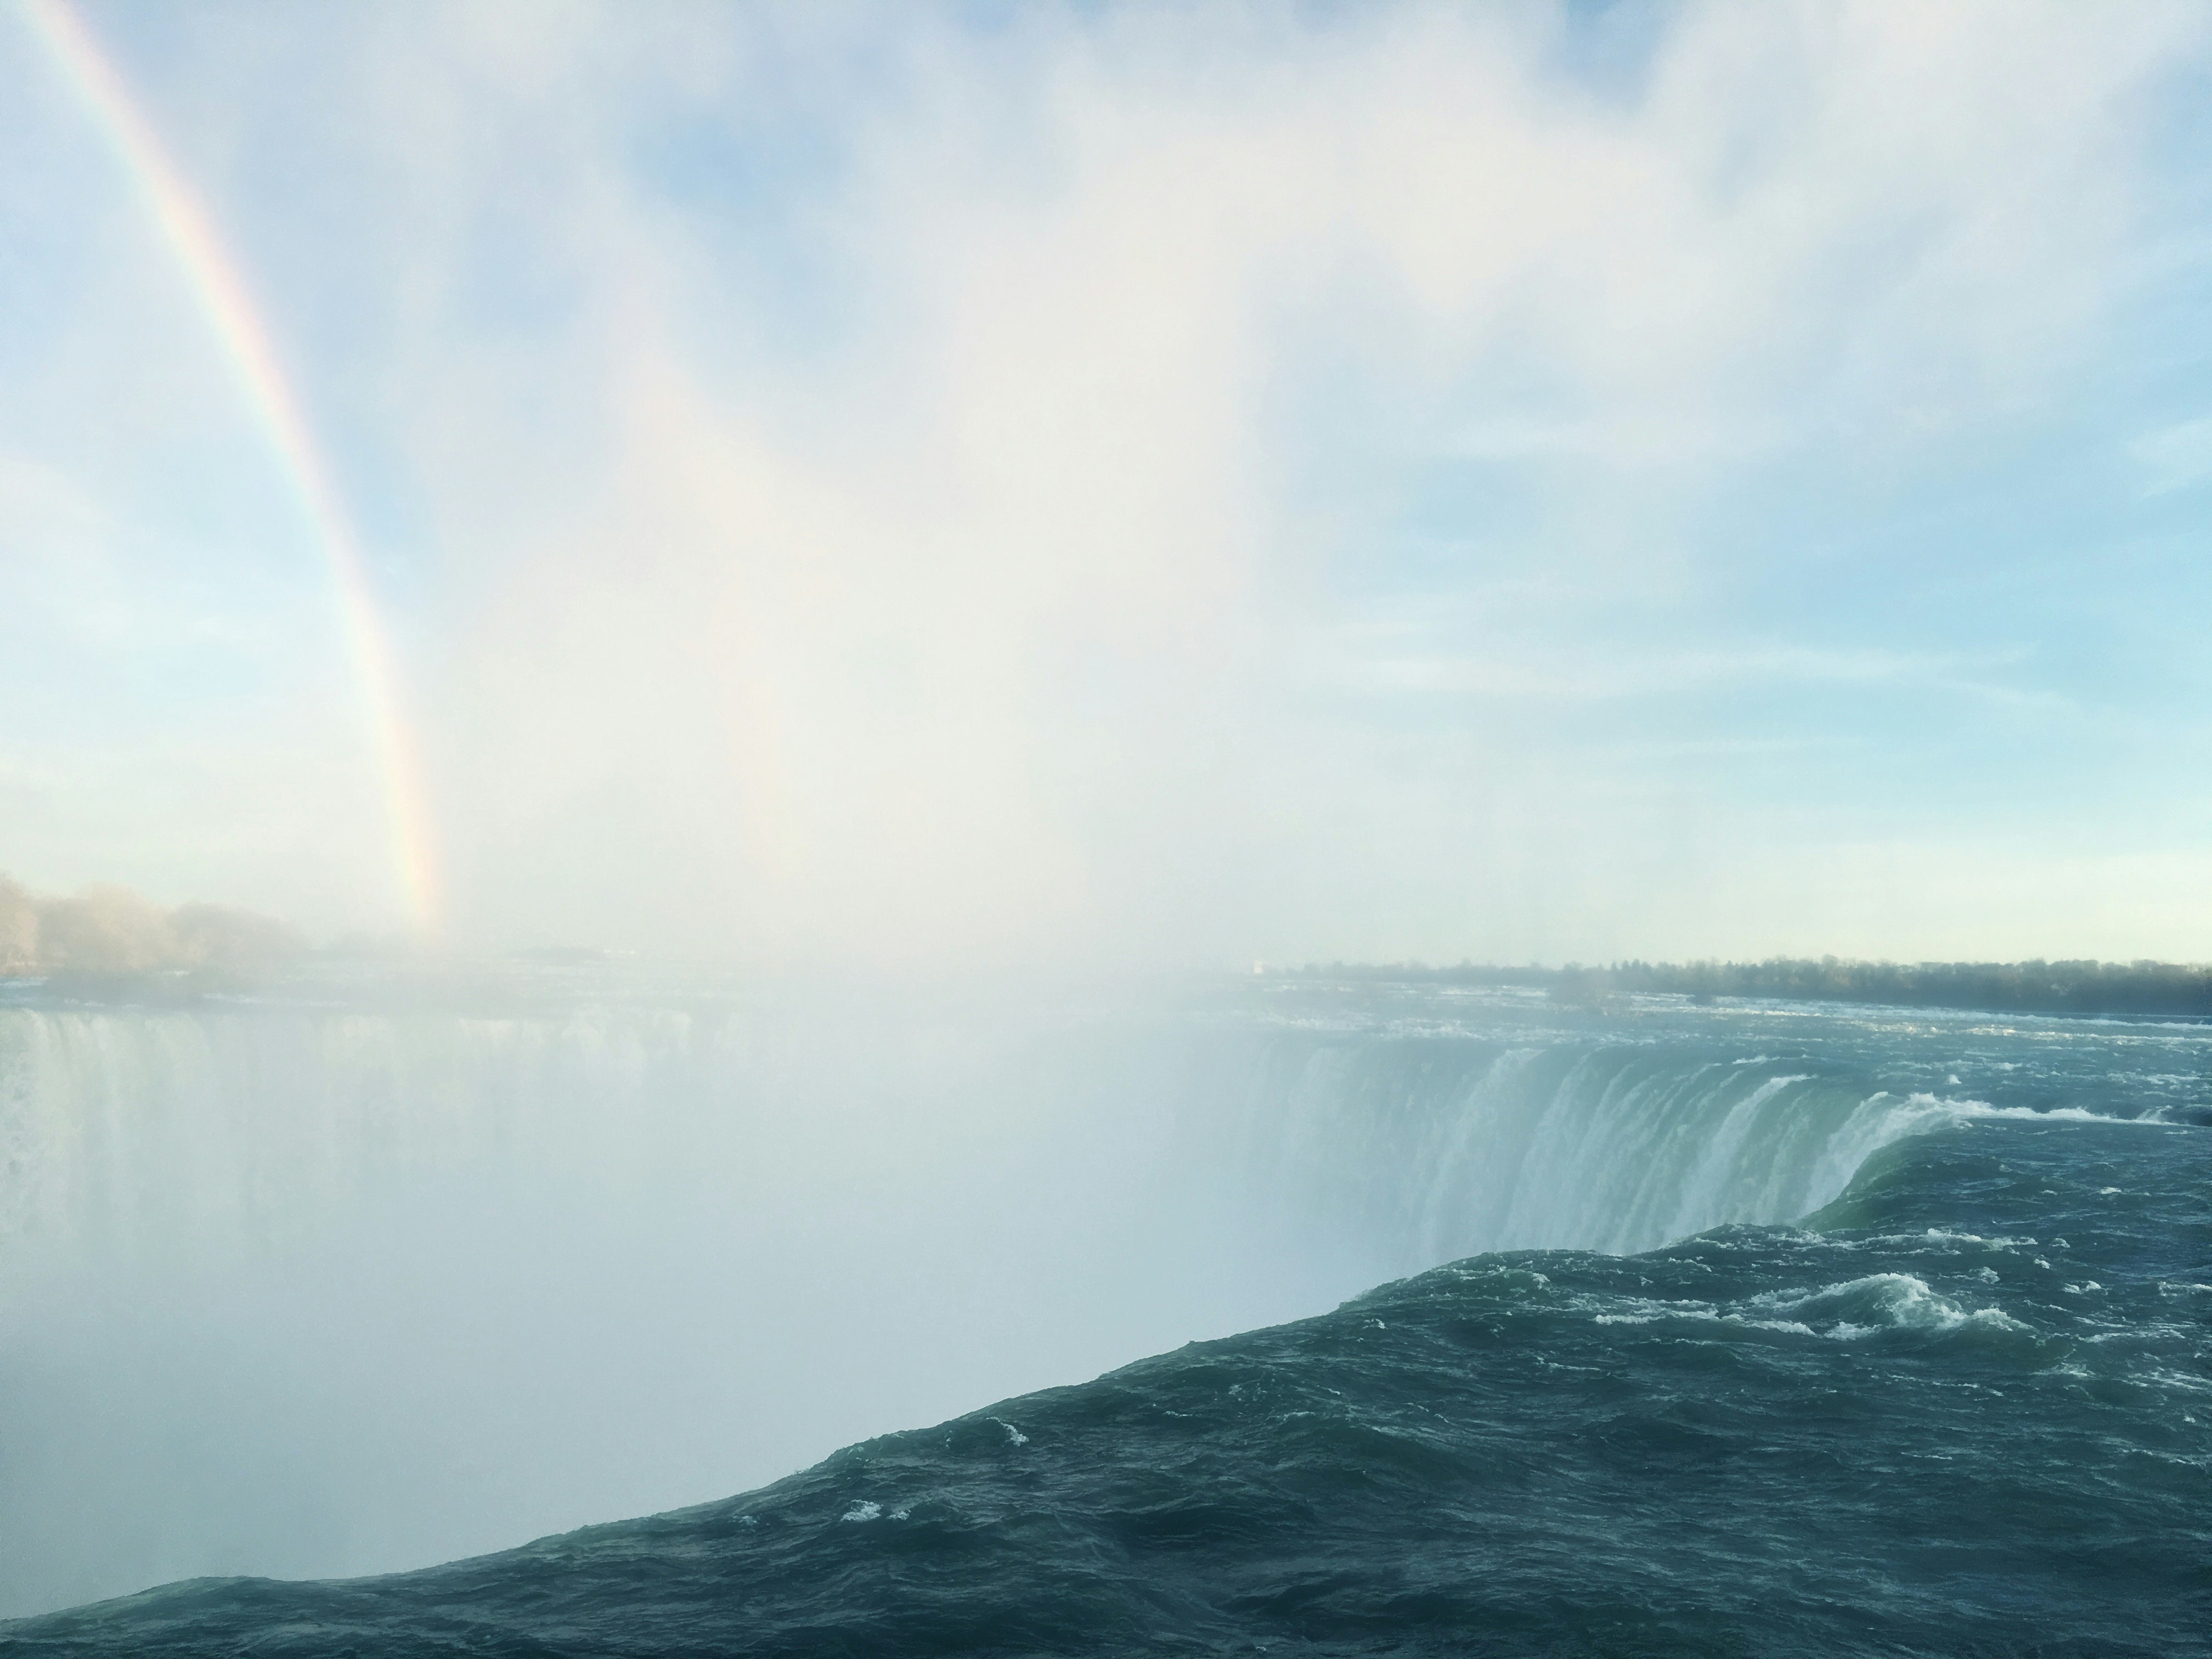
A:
[
  {"left": 1277, "top": 957, "right": 2212, "bottom": 1018},
  {"left": 1, "top": 876, "right": 301, "bottom": 978}
]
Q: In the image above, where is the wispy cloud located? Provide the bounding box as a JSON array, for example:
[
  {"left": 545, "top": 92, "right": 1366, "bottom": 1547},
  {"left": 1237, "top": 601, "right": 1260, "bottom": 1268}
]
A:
[
  {"left": 2130, "top": 415, "right": 2212, "bottom": 495},
  {"left": 1325, "top": 638, "right": 2059, "bottom": 710}
]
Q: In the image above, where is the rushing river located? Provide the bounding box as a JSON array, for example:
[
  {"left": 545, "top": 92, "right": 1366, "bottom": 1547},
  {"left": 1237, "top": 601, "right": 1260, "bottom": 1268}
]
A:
[{"left": 2, "top": 969, "right": 2206, "bottom": 1652}]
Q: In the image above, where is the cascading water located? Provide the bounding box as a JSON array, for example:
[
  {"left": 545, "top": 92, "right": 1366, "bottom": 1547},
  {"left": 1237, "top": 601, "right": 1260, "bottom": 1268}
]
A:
[
  {"left": 0, "top": 988, "right": 1109, "bottom": 1614},
  {"left": 1, "top": 1002, "right": 729, "bottom": 1271},
  {"left": 0, "top": 973, "right": 2097, "bottom": 1621},
  {"left": 1219, "top": 1034, "right": 1976, "bottom": 1270}
]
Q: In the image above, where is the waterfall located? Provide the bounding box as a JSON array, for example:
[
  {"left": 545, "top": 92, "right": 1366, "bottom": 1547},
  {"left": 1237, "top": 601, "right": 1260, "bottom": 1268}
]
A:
[
  {"left": 1222, "top": 1032, "right": 1945, "bottom": 1270},
  {"left": 0, "top": 989, "right": 1959, "bottom": 1618}
]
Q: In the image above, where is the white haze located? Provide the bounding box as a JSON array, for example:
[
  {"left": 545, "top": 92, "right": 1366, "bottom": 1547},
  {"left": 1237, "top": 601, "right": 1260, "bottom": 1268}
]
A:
[
  {"left": 406, "top": 1, "right": 2208, "bottom": 968},
  {"left": 0, "top": 981, "right": 1368, "bottom": 1615},
  {"left": 4, "top": 0, "right": 2212, "bottom": 1627},
  {"left": 5, "top": 1, "right": 2209, "bottom": 963}
]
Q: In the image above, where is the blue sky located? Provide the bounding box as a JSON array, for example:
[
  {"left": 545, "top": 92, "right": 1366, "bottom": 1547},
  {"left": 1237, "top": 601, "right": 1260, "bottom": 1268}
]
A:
[{"left": 2, "top": 1, "right": 2210, "bottom": 966}]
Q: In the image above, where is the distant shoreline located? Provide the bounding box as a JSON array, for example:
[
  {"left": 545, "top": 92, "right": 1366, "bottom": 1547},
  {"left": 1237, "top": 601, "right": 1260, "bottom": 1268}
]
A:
[{"left": 1265, "top": 958, "right": 2212, "bottom": 1020}]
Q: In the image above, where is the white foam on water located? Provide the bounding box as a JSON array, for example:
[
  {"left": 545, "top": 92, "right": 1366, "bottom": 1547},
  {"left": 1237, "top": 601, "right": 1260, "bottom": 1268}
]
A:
[
  {"left": 1904, "top": 1228, "right": 2036, "bottom": 1250},
  {"left": 1752, "top": 1273, "right": 2032, "bottom": 1340}
]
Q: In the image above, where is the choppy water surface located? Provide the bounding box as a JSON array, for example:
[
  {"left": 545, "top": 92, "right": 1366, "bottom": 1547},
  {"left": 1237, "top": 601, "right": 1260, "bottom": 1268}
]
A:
[{"left": 2, "top": 973, "right": 2207, "bottom": 1654}]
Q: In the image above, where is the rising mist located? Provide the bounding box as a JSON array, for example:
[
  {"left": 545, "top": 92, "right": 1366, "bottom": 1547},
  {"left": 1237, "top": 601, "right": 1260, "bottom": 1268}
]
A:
[{"left": 5, "top": 4, "right": 2212, "bottom": 1647}]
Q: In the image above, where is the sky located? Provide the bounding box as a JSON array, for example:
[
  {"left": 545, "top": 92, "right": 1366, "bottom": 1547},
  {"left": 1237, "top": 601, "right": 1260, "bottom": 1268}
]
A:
[{"left": 2, "top": 0, "right": 2210, "bottom": 969}]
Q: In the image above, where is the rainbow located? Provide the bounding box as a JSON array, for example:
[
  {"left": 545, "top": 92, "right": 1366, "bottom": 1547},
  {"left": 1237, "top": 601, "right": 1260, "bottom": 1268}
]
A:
[{"left": 21, "top": 0, "right": 443, "bottom": 936}]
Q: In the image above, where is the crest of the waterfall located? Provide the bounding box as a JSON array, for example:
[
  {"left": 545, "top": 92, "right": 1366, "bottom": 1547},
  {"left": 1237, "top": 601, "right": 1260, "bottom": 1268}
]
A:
[{"left": 1222, "top": 1034, "right": 1965, "bottom": 1271}]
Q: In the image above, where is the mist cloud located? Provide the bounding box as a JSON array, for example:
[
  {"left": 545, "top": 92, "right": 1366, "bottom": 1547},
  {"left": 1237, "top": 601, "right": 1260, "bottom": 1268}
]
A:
[{"left": 5, "top": 2, "right": 2209, "bottom": 964}]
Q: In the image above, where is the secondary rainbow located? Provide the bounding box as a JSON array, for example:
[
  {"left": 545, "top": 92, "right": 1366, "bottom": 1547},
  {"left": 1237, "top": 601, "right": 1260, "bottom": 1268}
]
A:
[{"left": 21, "top": 0, "right": 442, "bottom": 936}]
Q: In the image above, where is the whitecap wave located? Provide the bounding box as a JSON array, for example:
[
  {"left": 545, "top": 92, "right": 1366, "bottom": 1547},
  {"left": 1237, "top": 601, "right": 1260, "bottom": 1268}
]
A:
[{"left": 1751, "top": 1273, "right": 2032, "bottom": 1340}]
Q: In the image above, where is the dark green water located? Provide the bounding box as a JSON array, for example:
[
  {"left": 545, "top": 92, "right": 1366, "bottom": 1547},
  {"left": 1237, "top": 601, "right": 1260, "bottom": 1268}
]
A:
[{"left": 3, "top": 985, "right": 2208, "bottom": 1654}]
